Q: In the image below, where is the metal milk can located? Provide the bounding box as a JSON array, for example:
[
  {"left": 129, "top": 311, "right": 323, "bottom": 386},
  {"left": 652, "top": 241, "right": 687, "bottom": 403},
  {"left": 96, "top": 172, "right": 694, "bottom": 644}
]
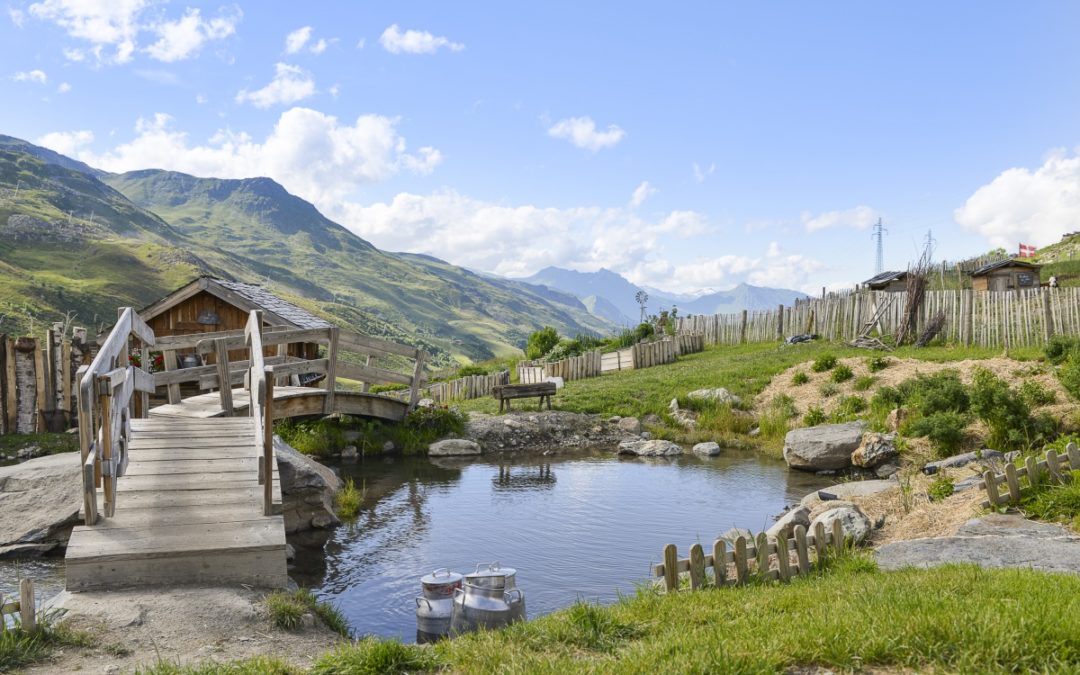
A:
[
  {"left": 415, "top": 568, "right": 462, "bottom": 640},
  {"left": 450, "top": 563, "right": 526, "bottom": 634}
]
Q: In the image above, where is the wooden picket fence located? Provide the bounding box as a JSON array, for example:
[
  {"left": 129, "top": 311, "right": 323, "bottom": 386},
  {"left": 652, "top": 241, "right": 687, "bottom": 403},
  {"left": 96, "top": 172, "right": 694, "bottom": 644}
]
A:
[
  {"left": 980, "top": 443, "right": 1080, "bottom": 509},
  {"left": 678, "top": 288, "right": 1080, "bottom": 350},
  {"left": 0, "top": 579, "right": 37, "bottom": 632},
  {"left": 517, "top": 333, "right": 704, "bottom": 385},
  {"left": 653, "top": 520, "right": 845, "bottom": 592},
  {"left": 423, "top": 370, "right": 510, "bottom": 402},
  {"left": 1, "top": 328, "right": 95, "bottom": 435}
]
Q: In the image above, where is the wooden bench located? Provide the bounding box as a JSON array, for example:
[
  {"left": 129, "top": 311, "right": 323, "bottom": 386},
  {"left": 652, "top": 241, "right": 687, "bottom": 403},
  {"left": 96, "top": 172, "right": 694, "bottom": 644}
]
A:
[{"left": 492, "top": 382, "right": 556, "bottom": 413}]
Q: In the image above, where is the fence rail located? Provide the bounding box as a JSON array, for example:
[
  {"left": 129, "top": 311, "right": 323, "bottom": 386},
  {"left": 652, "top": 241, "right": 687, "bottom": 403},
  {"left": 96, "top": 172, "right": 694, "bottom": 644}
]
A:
[
  {"left": 678, "top": 288, "right": 1080, "bottom": 349},
  {"left": 980, "top": 443, "right": 1080, "bottom": 508},
  {"left": 0, "top": 578, "right": 37, "bottom": 632},
  {"left": 519, "top": 333, "right": 704, "bottom": 385},
  {"left": 653, "top": 520, "right": 845, "bottom": 592},
  {"left": 424, "top": 371, "right": 510, "bottom": 402}
]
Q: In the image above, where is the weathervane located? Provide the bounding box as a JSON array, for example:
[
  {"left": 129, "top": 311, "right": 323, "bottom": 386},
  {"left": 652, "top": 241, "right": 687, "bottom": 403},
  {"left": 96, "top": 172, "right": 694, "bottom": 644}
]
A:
[{"left": 635, "top": 290, "right": 648, "bottom": 324}]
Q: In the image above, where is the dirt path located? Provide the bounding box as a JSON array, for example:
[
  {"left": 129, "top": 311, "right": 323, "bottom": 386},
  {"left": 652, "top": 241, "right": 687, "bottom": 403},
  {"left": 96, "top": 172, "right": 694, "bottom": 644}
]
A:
[{"left": 24, "top": 586, "right": 342, "bottom": 674}]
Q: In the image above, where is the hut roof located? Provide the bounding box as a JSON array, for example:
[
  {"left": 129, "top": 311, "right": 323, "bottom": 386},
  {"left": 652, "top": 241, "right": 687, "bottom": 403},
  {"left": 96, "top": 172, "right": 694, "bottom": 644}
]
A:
[
  {"left": 863, "top": 271, "right": 907, "bottom": 286},
  {"left": 970, "top": 259, "right": 1041, "bottom": 277},
  {"left": 139, "top": 276, "right": 332, "bottom": 330}
]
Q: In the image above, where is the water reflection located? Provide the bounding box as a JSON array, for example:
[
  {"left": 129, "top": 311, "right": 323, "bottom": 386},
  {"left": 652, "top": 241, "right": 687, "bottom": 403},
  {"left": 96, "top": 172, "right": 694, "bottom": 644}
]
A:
[{"left": 291, "top": 449, "right": 831, "bottom": 642}]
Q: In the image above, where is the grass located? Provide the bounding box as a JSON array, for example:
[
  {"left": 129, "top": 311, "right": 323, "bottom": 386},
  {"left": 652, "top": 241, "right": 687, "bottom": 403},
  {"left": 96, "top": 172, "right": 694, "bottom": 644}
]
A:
[
  {"left": 1021, "top": 469, "right": 1080, "bottom": 530},
  {"left": 264, "top": 589, "right": 351, "bottom": 638},
  {"left": 136, "top": 657, "right": 300, "bottom": 674},
  {"left": 0, "top": 613, "right": 94, "bottom": 672},
  {"left": 333, "top": 478, "right": 365, "bottom": 520},
  {"left": 0, "top": 432, "right": 79, "bottom": 460}
]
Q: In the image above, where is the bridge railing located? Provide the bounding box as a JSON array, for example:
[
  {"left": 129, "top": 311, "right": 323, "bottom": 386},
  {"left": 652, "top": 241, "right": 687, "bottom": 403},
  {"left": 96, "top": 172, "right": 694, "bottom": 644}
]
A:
[
  {"left": 243, "top": 310, "right": 274, "bottom": 516},
  {"left": 76, "top": 307, "right": 156, "bottom": 525}
]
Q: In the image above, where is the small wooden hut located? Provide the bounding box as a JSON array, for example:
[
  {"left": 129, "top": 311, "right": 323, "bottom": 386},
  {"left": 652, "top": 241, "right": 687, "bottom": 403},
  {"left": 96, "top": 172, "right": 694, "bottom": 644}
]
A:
[
  {"left": 970, "top": 259, "right": 1042, "bottom": 292},
  {"left": 862, "top": 271, "right": 908, "bottom": 292}
]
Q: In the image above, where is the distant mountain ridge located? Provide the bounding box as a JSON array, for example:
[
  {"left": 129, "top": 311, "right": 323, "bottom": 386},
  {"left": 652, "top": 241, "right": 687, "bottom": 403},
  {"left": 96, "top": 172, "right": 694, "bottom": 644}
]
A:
[{"left": 518, "top": 266, "right": 807, "bottom": 324}]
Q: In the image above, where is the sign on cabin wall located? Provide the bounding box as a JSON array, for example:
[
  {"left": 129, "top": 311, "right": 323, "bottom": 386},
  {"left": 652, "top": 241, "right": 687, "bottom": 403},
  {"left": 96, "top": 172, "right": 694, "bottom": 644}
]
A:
[{"left": 1017, "top": 272, "right": 1034, "bottom": 287}]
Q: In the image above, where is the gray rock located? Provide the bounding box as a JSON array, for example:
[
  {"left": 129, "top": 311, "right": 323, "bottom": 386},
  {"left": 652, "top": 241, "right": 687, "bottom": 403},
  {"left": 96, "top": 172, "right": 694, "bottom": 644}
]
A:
[
  {"left": 851, "top": 432, "right": 898, "bottom": 468},
  {"left": 640, "top": 431, "right": 653, "bottom": 440},
  {"left": 669, "top": 398, "right": 680, "bottom": 413},
  {"left": 810, "top": 503, "right": 872, "bottom": 545},
  {"left": 0, "top": 452, "right": 82, "bottom": 559},
  {"left": 692, "top": 441, "right": 721, "bottom": 457},
  {"left": 275, "top": 437, "right": 343, "bottom": 534},
  {"left": 874, "top": 462, "right": 901, "bottom": 479},
  {"left": 923, "top": 450, "right": 1004, "bottom": 475},
  {"left": 953, "top": 475, "right": 986, "bottom": 493},
  {"left": 783, "top": 421, "right": 867, "bottom": 471},
  {"left": 617, "top": 417, "right": 642, "bottom": 434},
  {"left": 417, "top": 398, "right": 436, "bottom": 408},
  {"left": 720, "top": 527, "right": 754, "bottom": 544},
  {"left": 428, "top": 439, "right": 482, "bottom": 457},
  {"left": 687, "top": 388, "right": 742, "bottom": 406},
  {"left": 642, "top": 413, "right": 662, "bottom": 426},
  {"left": 617, "top": 439, "right": 683, "bottom": 456},
  {"left": 382, "top": 441, "right": 396, "bottom": 453},
  {"left": 766, "top": 506, "right": 811, "bottom": 540},
  {"left": 341, "top": 445, "right": 358, "bottom": 461},
  {"left": 748, "top": 427, "right": 761, "bottom": 438},
  {"left": 285, "top": 544, "right": 296, "bottom": 561},
  {"left": 800, "top": 479, "right": 898, "bottom": 508},
  {"left": 876, "top": 515, "right": 1080, "bottom": 574},
  {"left": 464, "top": 411, "right": 627, "bottom": 453}
]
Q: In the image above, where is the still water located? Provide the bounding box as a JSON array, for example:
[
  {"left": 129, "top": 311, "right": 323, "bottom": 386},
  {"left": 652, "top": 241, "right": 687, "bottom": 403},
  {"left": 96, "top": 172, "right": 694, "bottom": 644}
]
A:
[{"left": 291, "top": 449, "right": 832, "bottom": 641}]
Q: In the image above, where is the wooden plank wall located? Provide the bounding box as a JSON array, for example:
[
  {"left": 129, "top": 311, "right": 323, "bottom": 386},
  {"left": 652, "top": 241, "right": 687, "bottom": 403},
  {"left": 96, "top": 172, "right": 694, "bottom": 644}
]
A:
[
  {"left": 424, "top": 370, "right": 511, "bottom": 403},
  {"left": 0, "top": 327, "right": 94, "bottom": 435},
  {"left": 517, "top": 333, "right": 705, "bottom": 386},
  {"left": 678, "top": 288, "right": 1080, "bottom": 349}
]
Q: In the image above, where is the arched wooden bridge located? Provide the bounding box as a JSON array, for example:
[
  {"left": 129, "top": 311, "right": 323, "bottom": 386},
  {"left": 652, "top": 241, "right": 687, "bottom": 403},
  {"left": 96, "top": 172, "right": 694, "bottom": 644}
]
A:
[{"left": 64, "top": 308, "right": 426, "bottom": 591}]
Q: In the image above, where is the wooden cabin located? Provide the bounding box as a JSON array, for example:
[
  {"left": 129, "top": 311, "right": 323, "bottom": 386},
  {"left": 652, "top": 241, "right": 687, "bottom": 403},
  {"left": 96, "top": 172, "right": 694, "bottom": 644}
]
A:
[
  {"left": 135, "top": 276, "right": 330, "bottom": 364},
  {"left": 862, "top": 271, "right": 908, "bottom": 292},
  {"left": 970, "top": 259, "right": 1042, "bottom": 292}
]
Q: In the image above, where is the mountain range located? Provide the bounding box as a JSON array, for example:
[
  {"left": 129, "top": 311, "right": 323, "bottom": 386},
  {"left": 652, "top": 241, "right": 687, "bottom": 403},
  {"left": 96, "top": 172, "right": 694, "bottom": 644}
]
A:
[
  {"left": 519, "top": 266, "right": 807, "bottom": 326},
  {"left": 0, "top": 133, "right": 805, "bottom": 365}
]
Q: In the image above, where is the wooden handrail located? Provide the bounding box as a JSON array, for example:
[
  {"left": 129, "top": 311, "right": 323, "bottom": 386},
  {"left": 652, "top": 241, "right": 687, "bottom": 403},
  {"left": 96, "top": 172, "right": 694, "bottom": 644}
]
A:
[
  {"left": 77, "top": 307, "right": 155, "bottom": 524},
  {"left": 243, "top": 310, "right": 274, "bottom": 516}
]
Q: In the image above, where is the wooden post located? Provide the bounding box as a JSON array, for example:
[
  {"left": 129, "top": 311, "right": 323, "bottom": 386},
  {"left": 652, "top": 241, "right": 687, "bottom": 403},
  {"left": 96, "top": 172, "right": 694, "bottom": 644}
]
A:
[
  {"left": 776, "top": 536, "right": 792, "bottom": 582},
  {"left": 214, "top": 339, "right": 233, "bottom": 416},
  {"left": 1042, "top": 289, "right": 1055, "bottom": 342},
  {"left": 1067, "top": 442, "right": 1080, "bottom": 472},
  {"left": 61, "top": 340, "right": 72, "bottom": 421},
  {"left": 688, "top": 543, "right": 705, "bottom": 590},
  {"left": 99, "top": 378, "right": 114, "bottom": 518},
  {"left": 794, "top": 525, "right": 810, "bottom": 574},
  {"left": 1004, "top": 462, "right": 1021, "bottom": 503},
  {"left": 712, "top": 539, "right": 727, "bottom": 586},
  {"left": 163, "top": 349, "right": 181, "bottom": 404},
  {"left": 662, "top": 543, "right": 678, "bottom": 592},
  {"left": 832, "top": 519, "right": 844, "bottom": 554},
  {"left": 983, "top": 470, "right": 1001, "bottom": 507},
  {"left": 324, "top": 328, "right": 339, "bottom": 414},
  {"left": 1025, "top": 455, "right": 1041, "bottom": 490},
  {"left": 814, "top": 522, "right": 827, "bottom": 563},
  {"left": 264, "top": 375, "right": 275, "bottom": 516},
  {"left": 739, "top": 310, "right": 748, "bottom": 344},
  {"left": 734, "top": 536, "right": 748, "bottom": 585},
  {"left": 139, "top": 341, "right": 150, "bottom": 418},
  {"left": 776, "top": 304, "right": 784, "bottom": 341},
  {"left": 19, "top": 579, "right": 36, "bottom": 632},
  {"left": 1045, "top": 450, "right": 1065, "bottom": 485},
  {"left": 0, "top": 335, "right": 7, "bottom": 435},
  {"left": 34, "top": 340, "right": 47, "bottom": 432},
  {"left": 360, "top": 354, "right": 373, "bottom": 393}
]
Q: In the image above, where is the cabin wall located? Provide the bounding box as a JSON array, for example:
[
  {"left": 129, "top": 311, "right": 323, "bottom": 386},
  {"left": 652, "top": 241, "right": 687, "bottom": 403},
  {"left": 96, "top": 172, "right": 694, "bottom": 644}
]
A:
[{"left": 972, "top": 268, "right": 1041, "bottom": 293}]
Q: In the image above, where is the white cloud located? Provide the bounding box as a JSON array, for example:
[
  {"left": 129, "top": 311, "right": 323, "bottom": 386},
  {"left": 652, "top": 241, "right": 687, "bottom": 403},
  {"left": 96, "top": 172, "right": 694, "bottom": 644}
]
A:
[
  {"left": 355, "top": 38, "right": 365, "bottom": 50},
  {"left": 309, "top": 38, "right": 329, "bottom": 55},
  {"left": 13, "top": 69, "right": 48, "bottom": 84},
  {"left": 195, "top": 93, "right": 207, "bottom": 104},
  {"left": 235, "top": 63, "right": 316, "bottom": 108},
  {"left": 54, "top": 107, "right": 442, "bottom": 208},
  {"left": 693, "top": 161, "right": 716, "bottom": 183},
  {"left": 57, "top": 81, "right": 71, "bottom": 93},
  {"left": 328, "top": 84, "right": 340, "bottom": 99},
  {"left": 62, "top": 47, "right": 85, "bottom": 62},
  {"left": 625, "top": 243, "right": 828, "bottom": 295},
  {"left": 547, "top": 116, "right": 625, "bottom": 152},
  {"left": 801, "top": 205, "right": 880, "bottom": 233},
  {"left": 9, "top": 7, "right": 24, "bottom": 27},
  {"left": 378, "top": 24, "right": 463, "bottom": 54},
  {"left": 29, "top": 0, "right": 146, "bottom": 63},
  {"left": 955, "top": 148, "right": 1080, "bottom": 249},
  {"left": 37, "top": 129, "right": 93, "bottom": 155},
  {"left": 145, "top": 6, "right": 240, "bottom": 63},
  {"left": 284, "top": 26, "right": 311, "bottom": 54},
  {"left": 630, "top": 181, "right": 656, "bottom": 208}
]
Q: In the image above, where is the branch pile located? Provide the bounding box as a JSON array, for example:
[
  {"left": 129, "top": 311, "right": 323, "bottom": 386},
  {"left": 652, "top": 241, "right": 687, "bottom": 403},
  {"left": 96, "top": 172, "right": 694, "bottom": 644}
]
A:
[{"left": 894, "top": 248, "right": 932, "bottom": 346}]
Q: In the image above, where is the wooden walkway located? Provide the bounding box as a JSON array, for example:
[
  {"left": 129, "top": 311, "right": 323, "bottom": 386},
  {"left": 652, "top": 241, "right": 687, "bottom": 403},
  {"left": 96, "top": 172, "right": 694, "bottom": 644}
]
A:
[
  {"left": 149, "top": 386, "right": 409, "bottom": 422},
  {"left": 65, "top": 416, "right": 286, "bottom": 591}
]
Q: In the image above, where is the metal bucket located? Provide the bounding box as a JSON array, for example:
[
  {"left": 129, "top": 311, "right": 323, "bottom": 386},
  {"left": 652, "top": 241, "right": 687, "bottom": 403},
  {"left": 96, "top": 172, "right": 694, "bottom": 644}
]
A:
[
  {"left": 450, "top": 585, "right": 525, "bottom": 635},
  {"left": 464, "top": 563, "right": 525, "bottom": 622},
  {"left": 421, "top": 568, "right": 463, "bottom": 599},
  {"left": 415, "top": 596, "right": 454, "bottom": 638}
]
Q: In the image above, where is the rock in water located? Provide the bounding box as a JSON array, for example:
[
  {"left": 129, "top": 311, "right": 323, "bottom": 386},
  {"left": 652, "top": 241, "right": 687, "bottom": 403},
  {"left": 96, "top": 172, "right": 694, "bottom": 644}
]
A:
[
  {"left": 275, "top": 437, "right": 343, "bottom": 534},
  {"left": 616, "top": 417, "right": 642, "bottom": 434},
  {"left": 810, "top": 503, "right": 872, "bottom": 545},
  {"left": 851, "top": 432, "right": 899, "bottom": 468},
  {"left": 0, "top": 453, "right": 82, "bottom": 558},
  {"left": 617, "top": 439, "right": 683, "bottom": 456},
  {"left": 692, "top": 442, "right": 721, "bottom": 456},
  {"left": 428, "top": 439, "right": 482, "bottom": 456},
  {"left": 783, "top": 421, "right": 867, "bottom": 471}
]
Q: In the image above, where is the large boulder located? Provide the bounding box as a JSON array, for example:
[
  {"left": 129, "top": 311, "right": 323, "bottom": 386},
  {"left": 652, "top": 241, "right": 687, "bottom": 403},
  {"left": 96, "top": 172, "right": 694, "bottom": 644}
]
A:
[
  {"left": 616, "top": 417, "right": 642, "bottom": 434},
  {"left": 617, "top": 439, "right": 683, "bottom": 456},
  {"left": 783, "top": 421, "right": 867, "bottom": 471},
  {"left": 810, "top": 502, "right": 872, "bottom": 545},
  {"left": 428, "top": 439, "right": 482, "bottom": 457},
  {"left": 766, "top": 506, "right": 811, "bottom": 540},
  {"left": 692, "top": 442, "right": 721, "bottom": 457},
  {"left": 0, "top": 452, "right": 82, "bottom": 558},
  {"left": 687, "top": 388, "right": 742, "bottom": 406},
  {"left": 275, "top": 437, "right": 343, "bottom": 534},
  {"left": 851, "top": 432, "right": 898, "bottom": 468},
  {"left": 800, "top": 479, "right": 898, "bottom": 508}
]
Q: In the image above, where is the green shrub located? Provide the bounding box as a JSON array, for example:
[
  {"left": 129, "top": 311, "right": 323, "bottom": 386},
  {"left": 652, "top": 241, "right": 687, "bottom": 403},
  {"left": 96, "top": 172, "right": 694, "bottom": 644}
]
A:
[
  {"left": 792, "top": 371, "right": 810, "bottom": 386},
  {"left": 275, "top": 419, "right": 346, "bottom": 457},
  {"left": 836, "top": 395, "right": 867, "bottom": 415},
  {"left": 1021, "top": 470, "right": 1080, "bottom": 530},
  {"left": 867, "top": 356, "right": 891, "bottom": 372},
  {"left": 970, "top": 368, "right": 1050, "bottom": 451},
  {"left": 804, "top": 406, "right": 827, "bottom": 426},
  {"left": 853, "top": 375, "right": 876, "bottom": 392},
  {"left": 928, "top": 474, "right": 955, "bottom": 502},
  {"left": 818, "top": 382, "right": 839, "bottom": 398},
  {"left": 1044, "top": 335, "right": 1080, "bottom": 365},
  {"left": 811, "top": 354, "right": 837, "bottom": 372},
  {"left": 313, "top": 637, "right": 436, "bottom": 675},
  {"left": 266, "top": 590, "right": 350, "bottom": 638},
  {"left": 368, "top": 383, "right": 407, "bottom": 394},
  {"left": 871, "top": 385, "right": 904, "bottom": 411},
  {"left": 1019, "top": 380, "right": 1056, "bottom": 407},
  {"left": 543, "top": 338, "right": 585, "bottom": 361},
  {"left": 334, "top": 478, "right": 365, "bottom": 520},
  {"left": 402, "top": 406, "right": 466, "bottom": 450},
  {"left": 831, "top": 364, "right": 854, "bottom": 383},
  {"left": 456, "top": 365, "right": 487, "bottom": 377},
  {"left": 1057, "top": 353, "right": 1080, "bottom": 401},
  {"left": 526, "top": 326, "right": 560, "bottom": 360},
  {"left": 903, "top": 370, "right": 969, "bottom": 416},
  {"left": 758, "top": 394, "right": 797, "bottom": 441},
  {"left": 904, "top": 411, "right": 969, "bottom": 456}
]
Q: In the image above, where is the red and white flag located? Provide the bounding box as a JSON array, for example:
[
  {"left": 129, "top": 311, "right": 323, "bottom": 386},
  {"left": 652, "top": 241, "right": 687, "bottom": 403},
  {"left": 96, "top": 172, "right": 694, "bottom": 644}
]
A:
[{"left": 1019, "top": 243, "right": 1036, "bottom": 258}]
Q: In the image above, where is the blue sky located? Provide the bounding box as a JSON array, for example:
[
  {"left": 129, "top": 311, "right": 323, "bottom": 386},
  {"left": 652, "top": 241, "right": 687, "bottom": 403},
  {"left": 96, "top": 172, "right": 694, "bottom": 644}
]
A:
[{"left": 3, "top": 1, "right": 1080, "bottom": 295}]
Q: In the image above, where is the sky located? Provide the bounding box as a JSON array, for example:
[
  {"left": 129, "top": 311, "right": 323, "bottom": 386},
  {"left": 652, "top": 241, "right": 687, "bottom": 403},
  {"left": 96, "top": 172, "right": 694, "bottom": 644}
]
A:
[{"left": 3, "top": 1, "right": 1080, "bottom": 297}]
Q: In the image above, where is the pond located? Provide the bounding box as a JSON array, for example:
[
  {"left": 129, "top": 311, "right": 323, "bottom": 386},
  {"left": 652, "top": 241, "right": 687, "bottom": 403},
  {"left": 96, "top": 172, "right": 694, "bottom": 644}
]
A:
[{"left": 291, "top": 449, "right": 833, "bottom": 642}]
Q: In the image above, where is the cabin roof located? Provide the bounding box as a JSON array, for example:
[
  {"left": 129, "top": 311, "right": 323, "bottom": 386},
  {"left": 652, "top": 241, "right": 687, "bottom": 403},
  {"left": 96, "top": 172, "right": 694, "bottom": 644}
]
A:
[
  {"left": 139, "top": 276, "right": 332, "bottom": 330},
  {"left": 863, "top": 270, "right": 907, "bottom": 286},
  {"left": 970, "top": 259, "right": 1041, "bottom": 277}
]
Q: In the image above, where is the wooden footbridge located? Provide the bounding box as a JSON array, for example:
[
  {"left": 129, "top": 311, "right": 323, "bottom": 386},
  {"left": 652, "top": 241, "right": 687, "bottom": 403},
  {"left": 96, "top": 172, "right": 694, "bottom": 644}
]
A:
[{"left": 64, "top": 307, "right": 426, "bottom": 591}]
